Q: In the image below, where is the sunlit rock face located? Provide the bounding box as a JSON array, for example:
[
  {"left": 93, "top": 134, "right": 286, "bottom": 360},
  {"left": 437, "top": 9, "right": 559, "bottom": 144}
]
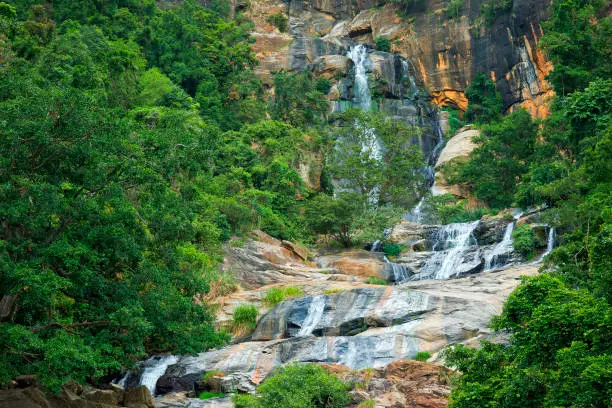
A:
[{"left": 246, "top": 0, "right": 554, "bottom": 119}]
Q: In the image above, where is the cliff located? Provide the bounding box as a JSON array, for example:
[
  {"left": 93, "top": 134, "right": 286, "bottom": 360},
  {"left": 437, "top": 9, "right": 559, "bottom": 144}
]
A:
[{"left": 246, "top": 0, "right": 554, "bottom": 118}]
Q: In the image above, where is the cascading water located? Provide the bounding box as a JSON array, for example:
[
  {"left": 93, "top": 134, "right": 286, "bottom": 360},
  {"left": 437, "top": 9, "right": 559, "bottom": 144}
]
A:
[
  {"left": 418, "top": 221, "right": 481, "bottom": 280},
  {"left": 534, "top": 226, "right": 556, "bottom": 262},
  {"left": 297, "top": 296, "right": 326, "bottom": 336},
  {"left": 348, "top": 44, "right": 372, "bottom": 111},
  {"left": 385, "top": 256, "right": 411, "bottom": 283},
  {"left": 484, "top": 222, "right": 514, "bottom": 271},
  {"left": 139, "top": 355, "right": 178, "bottom": 395}
]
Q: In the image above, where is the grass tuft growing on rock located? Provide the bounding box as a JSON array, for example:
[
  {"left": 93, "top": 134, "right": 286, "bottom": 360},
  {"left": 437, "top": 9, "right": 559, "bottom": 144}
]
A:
[
  {"left": 232, "top": 304, "right": 258, "bottom": 333},
  {"left": 263, "top": 286, "right": 303, "bottom": 306},
  {"left": 365, "top": 276, "right": 388, "bottom": 285},
  {"left": 415, "top": 351, "right": 431, "bottom": 362}
]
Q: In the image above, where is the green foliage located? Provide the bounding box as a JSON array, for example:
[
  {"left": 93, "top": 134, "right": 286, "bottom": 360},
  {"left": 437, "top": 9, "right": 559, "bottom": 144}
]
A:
[
  {"left": 443, "top": 275, "right": 611, "bottom": 408},
  {"left": 304, "top": 193, "right": 403, "bottom": 248},
  {"left": 511, "top": 225, "right": 541, "bottom": 259},
  {"left": 262, "top": 286, "right": 303, "bottom": 305},
  {"left": 479, "top": 0, "right": 512, "bottom": 26},
  {"left": 540, "top": 0, "right": 611, "bottom": 95},
  {"left": 199, "top": 391, "right": 225, "bottom": 400},
  {"left": 324, "top": 289, "right": 344, "bottom": 295},
  {"left": 442, "top": 2, "right": 611, "bottom": 406},
  {"left": 382, "top": 243, "right": 404, "bottom": 257},
  {"left": 266, "top": 11, "right": 288, "bottom": 33},
  {"left": 415, "top": 351, "right": 431, "bottom": 362},
  {"left": 235, "top": 363, "right": 351, "bottom": 408},
  {"left": 421, "top": 194, "right": 486, "bottom": 224},
  {"left": 358, "top": 399, "right": 376, "bottom": 408},
  {"left": 271, "top": 70, "right": 329, "bottom": 128},
  {"left": 442, "top": 107, "right": 465, "bottom": 137},
  {"left": 365, "top": 277, "right": 388, "bottom": 285},
  {"left": 465, "top": 73, "right": 503, "bottom": 124},
  {"left": 232, "top": 304, "right": 259, "bottom": 332},
  {"left": 375, "top": 36, "right": 391, "bottom": 52},
  {"left": 452, "top": 110, "right": 538, "bottom": 208},
  {"left": 328, "top": 109, "right": 425, "bottom": 209},
  {"left": 447, "top": 0, "right": 463, "bottom": 19}
]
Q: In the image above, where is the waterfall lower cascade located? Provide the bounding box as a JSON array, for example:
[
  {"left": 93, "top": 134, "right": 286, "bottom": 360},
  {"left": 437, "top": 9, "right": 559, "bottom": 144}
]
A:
[
  {"left": 419, "top": 221, "right": 481, "bottom": 280},
  {"left": 138, "top": 355, "right": 178, "bottom": 395},
  {"left": 484, "top": 222, "right": 514, "bottom": 271}
]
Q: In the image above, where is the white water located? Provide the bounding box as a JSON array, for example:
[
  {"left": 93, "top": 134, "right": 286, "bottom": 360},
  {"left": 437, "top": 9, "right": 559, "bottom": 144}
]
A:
[
  {"left": 348, "top": 45, "right": 372, "bottom": 111},
  {"left": 297, "top": 296, "right": 326, "bottom": 336},
  {"left": 420, "top": 221, "right": 480, "bottom": 279},
  {"left": 534, "top": 227, "right": 556, "bottom": 262},
  {"left": 139, "top": 355, "right": 178, "bottom": 396},
  {"left": 405, "top": 197, "right": 425, "bottom": 223},
  {"left": 385, "top": 257, "right": 411, "bottom": 283},
  {"left": 484, "top": 222, "right": 514, "bottom": 271}
]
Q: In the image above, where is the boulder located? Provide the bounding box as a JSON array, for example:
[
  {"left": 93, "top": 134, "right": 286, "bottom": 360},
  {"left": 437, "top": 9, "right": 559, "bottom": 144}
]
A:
[
  {"left": 435, "top": 127, "right": 480, "bottom": 168},
  {"left": 0, "top": 387, "right": 51, "bottom": 408},
  {"left": 388, "top": 221, "right": 439, "bottom": 245},
  {"left": 124, "top": 386, "right": 154, "bottom": 408},
  {"left": 317, "top": 250, "right": 386, "bottom": 278},
  {"left": 83, "top": 389, "right": 119, "bottom": 405},
  {"left": 347, "top": 10, "right": 373, "bottom": 37},
  {"left": 311, "top": 55, "right": 350, "bottom": 79},
  {"left": 281, "top": 240, "right": 311, "bottom": 261}
]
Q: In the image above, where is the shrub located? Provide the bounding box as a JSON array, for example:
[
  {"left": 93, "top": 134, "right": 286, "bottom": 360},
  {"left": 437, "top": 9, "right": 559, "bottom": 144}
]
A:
[
  {"left": 263, "top": 286, "right": 303, "bottom": 306},
  {"left": 375, "top": 37, "right": 391, "bottom": 52},
  {"left": 447, "top": 0, "right": 463, "bottom": 19},
  {"left": 266, "top": 11, "right": 288, "bottom": 33},
  {"left": 232, "top": 304, "right": 258, "bottom": 332},
  {"left": 415, "top": 351, "right": 431, "bottom": 361},
  {"left": 366, "top": 276, "right": 388, "bottom": 285},
  {"left": 199, "top": 391, "right": 225, "bottom": 400},
  {"left": 254, "top": 363, "right": 351, "bottom": 408},
  {"left": 382, "top": 242, "right": 404, "bottom": 257},
  {"left": 512, "top": 224, "right": 542, "bottom": 259},
  {"left": 358, "top": 399, "right": 376, "bottom": 408},
  {"left": 315, "top": 77, "right": 332, "bottom": 94}
]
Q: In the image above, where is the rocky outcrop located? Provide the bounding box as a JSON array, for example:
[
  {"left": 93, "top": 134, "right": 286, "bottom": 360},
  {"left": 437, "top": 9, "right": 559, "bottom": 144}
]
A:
[
  {"left": 222, "top": 231, "right": 316, "bottom": 289},
  {"left": 131, "top": 264, "right": 538, "bottom": 391},
  {"left": 435, "top": 126, "right": 479, "bottom": 168},
  {"left": 247, "top": 0, "right": 554, "bottom": 119},
  {"left": 326, "top": 361, "right": 452, "bottom": 408},
  {"left": 317, "top": 249, "right": 387, "bottom": 278},
  {"left": 0, "top": 383, "right": 151, "bottom": 408},
  {"left": 252, "top": 288, "right": 434, "bottom": 340}
]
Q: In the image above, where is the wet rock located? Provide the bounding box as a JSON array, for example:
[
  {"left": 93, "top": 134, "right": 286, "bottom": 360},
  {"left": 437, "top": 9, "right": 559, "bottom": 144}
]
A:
[
  {"left": 388, "top": 221, "right": 439, "bottom": 245},
  {"left": 251, "top": 288, "right": 434, "bottom": 340},
  {"left": 475, "top": 213, "right": 513, "bottom": 245}
]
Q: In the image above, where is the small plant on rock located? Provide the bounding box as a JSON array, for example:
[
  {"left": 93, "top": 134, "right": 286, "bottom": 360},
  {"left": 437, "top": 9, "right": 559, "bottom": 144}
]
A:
[
  {"left": 232, "top": 304, "right": 258, "bottom": 333},
  {"left": 415, "top": 351, "right": 431, "bottom": 361},
  {"left": 266, "top": 11, "right": 288, "bottom": 32},
  {"left": 365, "top": 276, "right": 388, "bottom": 285}
]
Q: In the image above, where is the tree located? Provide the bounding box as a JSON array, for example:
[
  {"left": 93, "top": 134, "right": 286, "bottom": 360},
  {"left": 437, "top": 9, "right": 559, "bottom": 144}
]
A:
[
  {"left": 464, "top": 73, "right": 503, "bottom": 124},
  {"left": 328, "top": 109, "right": 425, "bottom": 209}
]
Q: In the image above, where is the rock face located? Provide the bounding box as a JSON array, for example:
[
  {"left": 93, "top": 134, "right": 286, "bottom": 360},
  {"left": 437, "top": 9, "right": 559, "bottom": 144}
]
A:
[
  {"left": 317, "top": 249, "right": 387, "bottom": 278},
  {"left": 326, "top": 361, "right": 452, "bottom": 408},
  {"left": 0, "top": 383, "right": 151, "bottom": 408},
  {"left": 247, "top": 0, "right": 554, "bottom": 119},
  {"left": 130, "top": 264, "right": 537, "bottom": 391},
  {"left": 252, "top": 288, "right": 434, "bottom": 340},
  {"left": 435, "top": 126, "right": 479, "bottom": 169}
]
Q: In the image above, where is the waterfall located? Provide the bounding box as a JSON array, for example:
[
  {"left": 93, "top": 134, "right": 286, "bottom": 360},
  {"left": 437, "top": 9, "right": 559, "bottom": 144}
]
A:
[
  {"left": 534, "top": 227, "right": 556, "bottom": 262},
  {"left": 139, "top": 355, "right": 178, "bottom": 395},
  {"left": 419, "top": 221, "right": 480, "bottom": 280},
  {"left": 297, "top": 296, "right": 326, "bottom": 336},
  {"left": 484, "top": 222, "right": 514, "bottom": 271},
  {"left": 405, "top": 197, "right": 425, "bottom": 223},
  {"left": 384, "top": 256, "right": 411, "bottom": 283},
  {"left": 348, "top": 45, "right": 372, "bottom": 111}
]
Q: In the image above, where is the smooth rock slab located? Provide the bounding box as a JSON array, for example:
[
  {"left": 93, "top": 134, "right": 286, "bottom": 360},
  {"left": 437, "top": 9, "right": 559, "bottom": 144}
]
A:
[{"left": 251, "top": 288, "right": 434, "bottom": 340}]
